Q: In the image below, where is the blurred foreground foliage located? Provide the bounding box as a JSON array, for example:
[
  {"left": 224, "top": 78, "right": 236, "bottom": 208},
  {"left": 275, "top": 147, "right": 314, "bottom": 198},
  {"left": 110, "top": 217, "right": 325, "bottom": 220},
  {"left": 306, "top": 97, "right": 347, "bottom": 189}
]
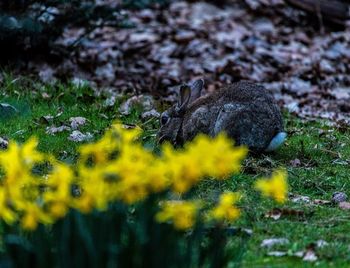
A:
[{"left": 0, "top": 122, "right": 287, "bottom": 267}]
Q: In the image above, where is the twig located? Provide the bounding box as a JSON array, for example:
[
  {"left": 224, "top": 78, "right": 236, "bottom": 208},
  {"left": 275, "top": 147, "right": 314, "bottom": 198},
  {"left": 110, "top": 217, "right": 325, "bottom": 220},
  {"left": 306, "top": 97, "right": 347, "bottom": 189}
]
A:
[{"left": 315, "top": 1, "right": 324, "bottom": 34}]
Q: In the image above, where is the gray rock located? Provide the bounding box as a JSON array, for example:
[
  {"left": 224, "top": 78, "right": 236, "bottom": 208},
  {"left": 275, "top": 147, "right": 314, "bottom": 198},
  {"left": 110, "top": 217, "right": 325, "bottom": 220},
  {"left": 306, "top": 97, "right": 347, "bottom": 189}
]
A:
[{"left": 332, "top": 192, "right": 347, "bottom": 203}]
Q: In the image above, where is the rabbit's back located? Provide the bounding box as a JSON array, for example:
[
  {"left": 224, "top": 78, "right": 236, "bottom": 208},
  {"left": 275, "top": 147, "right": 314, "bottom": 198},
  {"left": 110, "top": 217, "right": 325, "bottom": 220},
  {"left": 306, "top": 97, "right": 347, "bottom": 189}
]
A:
[
  {"left": 182, "top": 81, "right": 284, "bottom": 151},
  {"left": 217, "top": 81, "right": 276, "bottom": 103}
]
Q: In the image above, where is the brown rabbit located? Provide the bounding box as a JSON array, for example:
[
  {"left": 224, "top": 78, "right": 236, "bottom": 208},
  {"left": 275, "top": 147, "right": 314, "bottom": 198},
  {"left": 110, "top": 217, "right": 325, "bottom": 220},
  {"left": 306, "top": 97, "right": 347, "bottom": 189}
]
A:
[{"left": 157, "top": 79, "right": 286, "bottom": 152}]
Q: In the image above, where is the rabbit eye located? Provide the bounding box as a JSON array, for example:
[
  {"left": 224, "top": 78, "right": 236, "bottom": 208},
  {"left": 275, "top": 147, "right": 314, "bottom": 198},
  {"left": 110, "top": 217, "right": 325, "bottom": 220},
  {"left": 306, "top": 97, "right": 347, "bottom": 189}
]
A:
[{"left": 161, "top": 113, "right": 170, "bottom": 125}]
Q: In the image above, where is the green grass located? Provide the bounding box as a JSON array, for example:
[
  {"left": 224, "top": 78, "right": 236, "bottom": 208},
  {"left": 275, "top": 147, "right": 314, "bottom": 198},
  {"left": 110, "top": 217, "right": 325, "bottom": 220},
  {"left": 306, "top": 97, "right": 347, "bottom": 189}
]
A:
[
  {"left": 249, "top": 116, "right": 350, "bottom": 267},
  {"left": 196, "top": 117, "right": 350, "bottom": 267},
  {"left": 1, "top": 75, "right": 350, "bottom": 267},
  {"left": 0, "top": 75, "right": 158, "bottom": 161}
]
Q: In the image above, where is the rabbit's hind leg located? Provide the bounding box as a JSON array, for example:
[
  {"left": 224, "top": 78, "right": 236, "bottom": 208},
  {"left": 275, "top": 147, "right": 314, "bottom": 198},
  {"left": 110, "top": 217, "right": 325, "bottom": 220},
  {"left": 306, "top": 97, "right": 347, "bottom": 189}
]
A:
[
  {"left": 214, "top": 104, "right": 269, "bottom": 151},
  {"left": 213, "top": 103, "right": 244, "bottom": 135}
]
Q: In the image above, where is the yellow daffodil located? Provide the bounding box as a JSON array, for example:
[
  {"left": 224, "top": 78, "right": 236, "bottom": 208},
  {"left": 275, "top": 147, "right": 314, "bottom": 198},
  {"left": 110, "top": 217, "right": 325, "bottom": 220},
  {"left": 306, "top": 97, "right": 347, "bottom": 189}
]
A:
[
  {"left": 255, "top": 169, "right": 288, "bottom": 203},
  {"left": 199, "top": 133, "right": 247, "bottom": 178},
  {"left": 144, "top": 162, "right": 170, "bottom": 193},
  {"left": 44, "top": 163, "right": 74, "bottom": 218},
  {"left": 20, "top": 203, "right": 53, "bottom": 231},
  {"left": 21, "top": 137, "right": 44, "bottom": 164},
  {"left": 156, "top": 200, "right": 200, "bottom": 230},
  {"left": 208, "top": 192, "right": 241, "bottom": 222},
  {"left": 0, "top": 120, "right": 286, "bottom": 232}
]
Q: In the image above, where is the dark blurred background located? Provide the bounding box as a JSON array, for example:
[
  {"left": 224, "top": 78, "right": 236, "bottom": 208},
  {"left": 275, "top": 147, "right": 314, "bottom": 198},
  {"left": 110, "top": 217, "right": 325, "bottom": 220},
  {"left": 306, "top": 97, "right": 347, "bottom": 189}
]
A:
[{"left": 0, "top": 0, "right": 350, "bottom": 122}]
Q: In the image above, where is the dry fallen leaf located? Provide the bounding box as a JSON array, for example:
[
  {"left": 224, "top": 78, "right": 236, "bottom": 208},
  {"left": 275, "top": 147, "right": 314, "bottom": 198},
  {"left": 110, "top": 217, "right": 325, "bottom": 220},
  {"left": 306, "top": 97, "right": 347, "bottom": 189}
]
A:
[
  {"left": 141, "top": 109, "right": 160, "bottom": 120},
  {"left": 46, "top": 125, "right": 71, "bottom": 135},
  {"left": 120, "top": 124, "right": 138, "bottom": 129},
  {"left": 266, "top": 242, "right": 321, "bottom": 262},
  {"left": 39, "top": 115, "right": 55, "bottom": 125},
  {"left": 40, "top": 110, "right": 63, "bottom": 125},
  {"left": 338, "top": 202, "right": 350, "bottom": 210},
  {"left": 290, "top": 193, "right": 333, "bottom": 206},
  {"left": 119, "top": 95, "right": 155, "bottom": 115},
  {"left": 69, "top": 116, "right": 88, "bottom": 130},
  {"left": 303, "top": 250, "right": 317, "bottom": 262},
  {"left": 302, "top": 244, "right": 318, "bottom": 262},
  {"left": 290, "top": 158, "right": 301, "bottom": 167},
  {"left": 41, "top": 92, "right": 50, "bottom": 99},
  {"left": 316, "top": 240, "right": 328, "bottom": 248},
  {"left": 290, "top": 193, "right": 311, "bottom": 204},
  {"left": 260, "top": 238, "right": 289, "bottom": 248},
  {"left": 265, "top": 208, "right": 283, "bottom": 220},
  {"left": 267, "top": 251, "right": 287, "bottom": 257},
  {"left": 265, "top": 208, "right": 308, "bottom": 220},
  {"left": 68, "top": 130, "right": 93, "bottom": 142},
  {"left": 0, "top": 137, "right": 9, "bottom": 149},
  {"left": 313, "top": 199, "right": 332, "bottom": 205}
]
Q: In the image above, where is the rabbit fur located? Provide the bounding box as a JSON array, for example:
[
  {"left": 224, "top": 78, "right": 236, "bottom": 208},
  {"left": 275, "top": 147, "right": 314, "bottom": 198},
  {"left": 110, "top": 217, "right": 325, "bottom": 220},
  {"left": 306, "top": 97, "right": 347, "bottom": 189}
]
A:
[{"left": 158, "top": 79, "right": 286, "bottom": 152}]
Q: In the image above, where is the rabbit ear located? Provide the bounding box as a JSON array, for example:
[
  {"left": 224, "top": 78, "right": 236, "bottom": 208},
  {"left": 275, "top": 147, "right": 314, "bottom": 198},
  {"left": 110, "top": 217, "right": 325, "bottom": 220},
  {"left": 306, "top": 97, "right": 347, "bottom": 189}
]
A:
[
  {"left": 177, "top": 84, "right": 191, "bottom": 112},
  {"left": 190, "top": 79, "right": 204, "bottom": 102}
]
